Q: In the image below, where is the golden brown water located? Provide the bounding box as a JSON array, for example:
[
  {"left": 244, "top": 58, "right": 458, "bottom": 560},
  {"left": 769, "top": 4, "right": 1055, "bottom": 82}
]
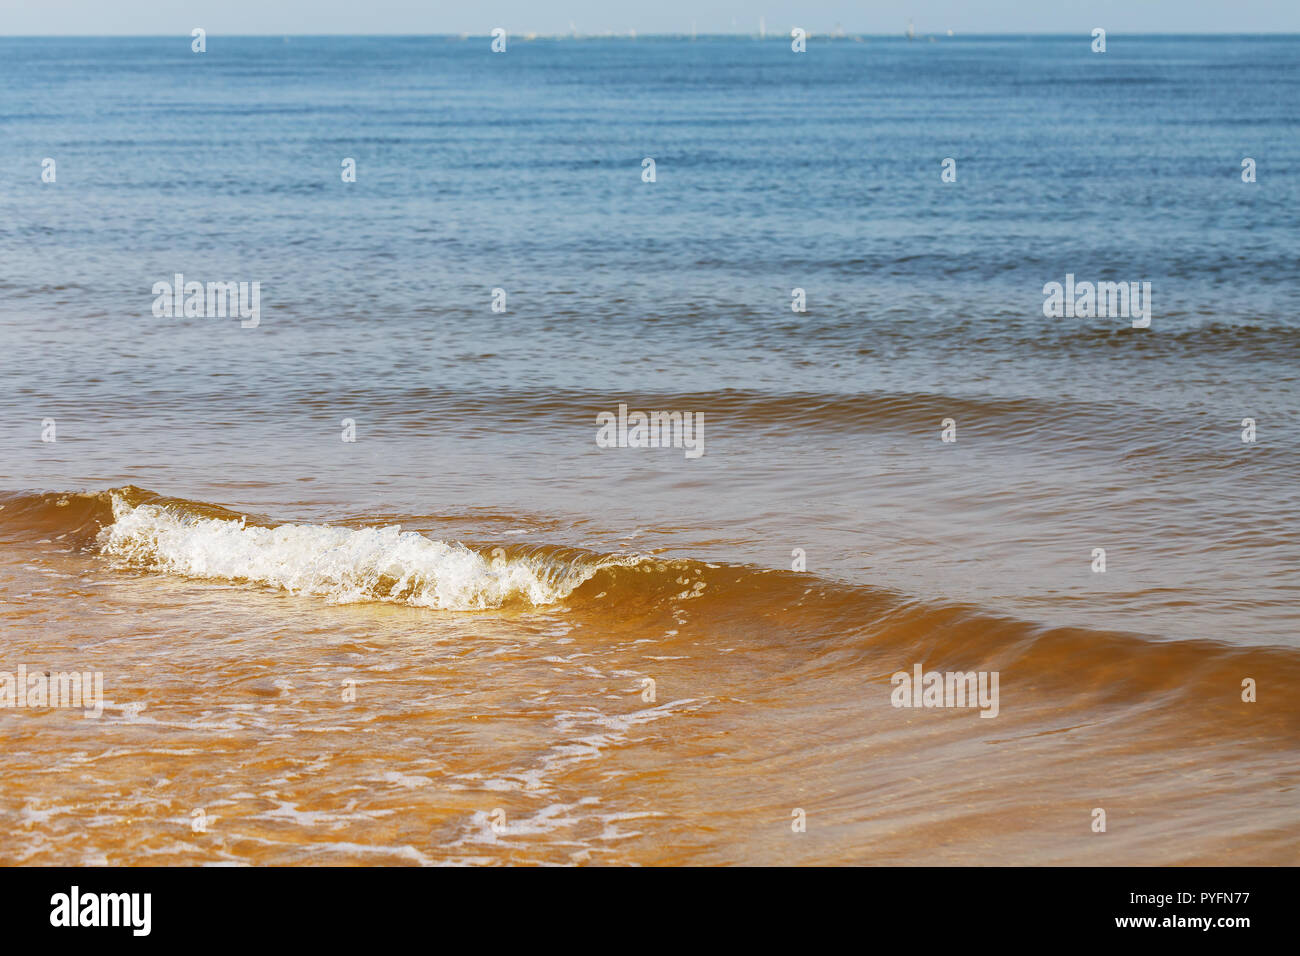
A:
[{"left": 1, "top": 489, "right": 1295, "bottom": 865}]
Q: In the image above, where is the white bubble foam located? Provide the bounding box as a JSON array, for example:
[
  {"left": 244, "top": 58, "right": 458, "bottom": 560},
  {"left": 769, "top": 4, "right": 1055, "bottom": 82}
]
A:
[{"left": 96, "top": 494, "right": 637, "bottom": 611}]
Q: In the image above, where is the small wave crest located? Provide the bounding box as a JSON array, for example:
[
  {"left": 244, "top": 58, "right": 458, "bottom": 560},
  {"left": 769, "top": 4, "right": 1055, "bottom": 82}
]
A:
[{"left": 94, "top": 492, "right": 642, "bottom": 611}]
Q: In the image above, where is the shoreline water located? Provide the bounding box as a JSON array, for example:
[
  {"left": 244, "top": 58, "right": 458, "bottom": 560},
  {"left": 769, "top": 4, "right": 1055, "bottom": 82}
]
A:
[{"left": 2, "top": 486, "right": 1297, "bottom": 865}]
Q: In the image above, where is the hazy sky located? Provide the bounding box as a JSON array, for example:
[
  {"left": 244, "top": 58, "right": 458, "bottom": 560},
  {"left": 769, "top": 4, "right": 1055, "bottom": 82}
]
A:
[{"left": 1, "top": 1, "right": 1296, "bottom": 35}]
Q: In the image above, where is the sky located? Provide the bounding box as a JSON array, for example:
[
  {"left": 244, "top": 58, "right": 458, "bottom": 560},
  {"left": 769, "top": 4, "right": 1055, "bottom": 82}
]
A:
[{"left": 0, "top": 0, "right": 1296, "bottom": 35}]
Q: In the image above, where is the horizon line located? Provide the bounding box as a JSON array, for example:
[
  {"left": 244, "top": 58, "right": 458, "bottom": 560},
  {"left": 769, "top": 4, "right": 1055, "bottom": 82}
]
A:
[{"left": 2, "top": 31, "right": 1300, "bottom": 39}]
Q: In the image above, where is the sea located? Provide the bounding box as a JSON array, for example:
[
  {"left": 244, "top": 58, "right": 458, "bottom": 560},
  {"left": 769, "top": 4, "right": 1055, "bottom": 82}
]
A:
[{"left": 0, "top": 34, "right": 1297, "bottom": 864}]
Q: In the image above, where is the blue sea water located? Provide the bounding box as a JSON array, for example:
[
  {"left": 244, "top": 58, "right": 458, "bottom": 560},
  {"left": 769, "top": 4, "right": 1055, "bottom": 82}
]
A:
[{"left": 1, "top": 35, "right": 1298, "bottom": 642}]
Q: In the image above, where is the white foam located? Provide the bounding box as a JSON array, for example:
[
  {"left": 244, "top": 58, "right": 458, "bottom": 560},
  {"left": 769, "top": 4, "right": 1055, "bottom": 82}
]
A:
[{"left": 96, "top": 494, "right": 637, "bottom": 611}]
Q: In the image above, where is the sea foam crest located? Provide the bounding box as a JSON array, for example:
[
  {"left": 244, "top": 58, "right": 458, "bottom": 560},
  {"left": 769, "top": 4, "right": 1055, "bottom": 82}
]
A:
[{"left": 96, "top": 494, "right": 626, "bottom": 610}]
